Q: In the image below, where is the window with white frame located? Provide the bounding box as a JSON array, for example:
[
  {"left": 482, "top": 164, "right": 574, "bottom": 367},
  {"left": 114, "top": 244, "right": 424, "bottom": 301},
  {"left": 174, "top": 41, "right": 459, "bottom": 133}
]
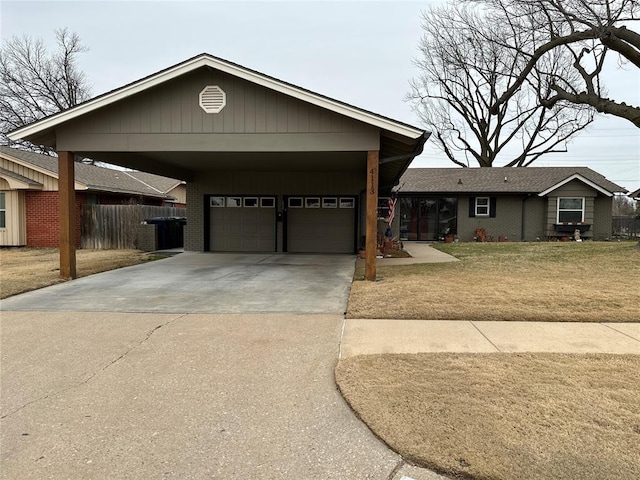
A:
[
  {"left": 227, "top": 197, "right": 242, "bottom": 207},
  {"left": 0, "top": 192, "right": 5, "bottom": 228},
  {"left": 475, "top": 197, "right": 490, "bottom": 216},
  {"left": 260, "top": 197, "right": 275, "bottom": 208},
  {"left": 243, "top": 197, "right": 259, "bottom": 208},
  {"left": 288, "top": 197, "right": 303, "bottom": 208},
  {"left": 557, "top": 197, "right": 584, "bottom": 223},
  {"left": 210, "top": 196, "right": 225, "bottom": 207}
]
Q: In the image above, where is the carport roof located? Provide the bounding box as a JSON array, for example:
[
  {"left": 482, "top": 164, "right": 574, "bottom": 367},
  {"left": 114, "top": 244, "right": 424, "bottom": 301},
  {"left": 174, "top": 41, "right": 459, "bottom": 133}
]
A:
[
  {"left": 9, "top": 53, "right": 429, "bottom": 190},
  {"left": 9, "top": 53, "right": 426, "bottom": 145}
]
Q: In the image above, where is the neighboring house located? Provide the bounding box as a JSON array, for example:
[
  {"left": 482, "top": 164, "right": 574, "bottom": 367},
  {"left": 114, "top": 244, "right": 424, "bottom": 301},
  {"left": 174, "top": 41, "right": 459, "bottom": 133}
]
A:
[
  {"left": 0, "top": 146, "right": 186, "bottom": 247},
  {"left": 391, "top": 167, "right": 627, "bottom": 242}
]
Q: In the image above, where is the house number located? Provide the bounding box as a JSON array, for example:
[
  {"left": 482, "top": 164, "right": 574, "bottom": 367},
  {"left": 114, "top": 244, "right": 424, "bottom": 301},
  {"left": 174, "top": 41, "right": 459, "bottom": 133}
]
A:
[{"left": 369, "top": 168, "right": 376, "bottom": 195}]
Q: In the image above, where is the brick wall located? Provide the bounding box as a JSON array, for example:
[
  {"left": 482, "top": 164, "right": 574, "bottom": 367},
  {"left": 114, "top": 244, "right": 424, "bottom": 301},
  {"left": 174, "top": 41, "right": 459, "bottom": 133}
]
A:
[{"left": 26, "top": 192, "right": 86, "bottom": 248}]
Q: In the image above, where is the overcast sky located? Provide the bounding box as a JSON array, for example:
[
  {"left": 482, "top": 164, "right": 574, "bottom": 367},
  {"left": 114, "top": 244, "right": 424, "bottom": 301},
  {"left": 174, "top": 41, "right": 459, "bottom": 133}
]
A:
[{"left": 2, "top": 0, "right": 639, "bottom": 192}]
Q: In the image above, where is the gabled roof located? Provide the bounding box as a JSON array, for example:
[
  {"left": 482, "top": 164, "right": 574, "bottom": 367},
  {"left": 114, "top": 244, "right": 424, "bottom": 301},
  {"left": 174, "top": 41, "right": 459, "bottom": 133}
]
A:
[
  {"left": 398, "top": 167, "right": 626, "bottom": 196},
  {"left": 8, "top": 53, "right": 426, "bottom": 142},
  {"left": 629, "top": 188, "right": 640, "bottom": 200},
  {"left": 0, "top": 166, "right": 43, "bottom": 189},
  {"left": 0, "top": 146, "right": 181, "bottom": 198}
]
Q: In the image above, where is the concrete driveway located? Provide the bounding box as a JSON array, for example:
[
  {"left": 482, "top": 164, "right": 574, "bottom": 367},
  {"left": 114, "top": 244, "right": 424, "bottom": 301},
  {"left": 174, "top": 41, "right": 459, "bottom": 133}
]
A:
[
  {"left": 0, "top": 251, "right": 448, "bottom": 480},
  {"left": 0, "top": 252, "right": 355, "bottom": 314},
  {"left": 1, "top": 312, "right": 439, "bottom": 480}
]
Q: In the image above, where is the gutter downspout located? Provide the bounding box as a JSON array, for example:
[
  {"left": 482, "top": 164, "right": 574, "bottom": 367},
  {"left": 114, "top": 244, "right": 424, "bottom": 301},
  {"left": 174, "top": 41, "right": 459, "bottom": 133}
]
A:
[{"left": 521, "top": 194, "right": 532, "bottom": 241}]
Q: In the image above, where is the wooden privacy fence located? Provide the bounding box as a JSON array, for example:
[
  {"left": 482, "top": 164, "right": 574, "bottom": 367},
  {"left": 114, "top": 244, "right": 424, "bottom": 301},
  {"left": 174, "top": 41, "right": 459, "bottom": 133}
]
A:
[{"left": 81, "top": 204, "right": 187, "bottom": 249}]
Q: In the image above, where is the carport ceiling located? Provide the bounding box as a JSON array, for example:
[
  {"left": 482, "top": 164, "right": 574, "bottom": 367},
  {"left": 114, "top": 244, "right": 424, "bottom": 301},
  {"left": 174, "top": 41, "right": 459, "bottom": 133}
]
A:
[{"left": 77, "top": 151, "right": 366, "bottom": 178}]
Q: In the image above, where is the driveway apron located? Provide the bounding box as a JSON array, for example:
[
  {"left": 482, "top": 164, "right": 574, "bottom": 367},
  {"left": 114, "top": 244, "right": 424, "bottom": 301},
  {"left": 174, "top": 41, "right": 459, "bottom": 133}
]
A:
[
  {"left": 0, "top": 312, "right": 409, "bottom": 479},
  {"left": 0, "top": 252, "right": 355, "bottom": 314}
]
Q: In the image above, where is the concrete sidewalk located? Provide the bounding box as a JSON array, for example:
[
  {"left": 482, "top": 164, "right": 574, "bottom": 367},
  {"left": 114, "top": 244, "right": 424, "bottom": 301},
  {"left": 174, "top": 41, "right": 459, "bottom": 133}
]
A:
[
  {"left": 341, "top": 319, "right": 640, "bottom": 357},
  {"left": 356, "top": 242, "right": 459, "bottom": 267}
]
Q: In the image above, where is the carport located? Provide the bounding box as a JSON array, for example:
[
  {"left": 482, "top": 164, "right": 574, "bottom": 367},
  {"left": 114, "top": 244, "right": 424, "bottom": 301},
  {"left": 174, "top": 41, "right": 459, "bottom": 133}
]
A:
[{"left": 8, "top": 54, "right": 428, "bottom": 281}]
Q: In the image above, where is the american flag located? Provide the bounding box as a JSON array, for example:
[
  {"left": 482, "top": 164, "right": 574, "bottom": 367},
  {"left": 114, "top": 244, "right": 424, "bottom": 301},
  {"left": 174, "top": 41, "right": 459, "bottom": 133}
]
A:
[{"left": 387, "top": 193, "right": 397, "bottom": 228}]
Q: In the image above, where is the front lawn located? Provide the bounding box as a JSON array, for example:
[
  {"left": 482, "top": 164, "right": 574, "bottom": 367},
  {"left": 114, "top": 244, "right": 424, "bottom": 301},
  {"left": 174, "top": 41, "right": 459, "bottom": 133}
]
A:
[
  {"left": 0, "top": 248, "right": 159, "bottom": 299},
  {"left": 347, "top": 242, "right": 640, "bottom": 322},
  {"left": 336, "top": 352, "right": 640, "bottom": 480}
]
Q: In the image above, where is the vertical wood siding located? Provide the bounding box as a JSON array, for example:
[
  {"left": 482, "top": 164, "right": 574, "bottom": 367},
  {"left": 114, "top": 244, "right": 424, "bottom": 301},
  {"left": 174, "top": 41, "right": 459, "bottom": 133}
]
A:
[
  {"left": 0, "top": 157, "right": 57, "bottom": 190},
  {"left": 0, "top": 190, "right": 26, "bottom": 246},
  {"left": 67, "top": 69, "right": 371, "bottom": 136}
]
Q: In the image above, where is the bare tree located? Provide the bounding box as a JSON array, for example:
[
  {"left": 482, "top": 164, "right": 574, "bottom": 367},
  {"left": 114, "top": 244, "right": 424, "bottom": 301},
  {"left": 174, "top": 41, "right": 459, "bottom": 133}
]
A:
[
  {"left": 613, "top": 194, "right": 637, "bottom": 215},
  {"left": 0, "top": 28, "right": 91, "bottom": 153},
  {"left": 408, "top": 3, "right": 594, "bottom": 168},
  {"left": 476, "top": 0, "right": 640, "bottom": 128}
]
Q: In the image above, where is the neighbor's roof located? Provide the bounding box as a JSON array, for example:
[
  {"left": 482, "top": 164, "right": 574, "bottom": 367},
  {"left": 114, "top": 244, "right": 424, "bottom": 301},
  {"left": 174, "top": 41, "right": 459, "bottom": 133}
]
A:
[
  {"left": 399, "top": 167, "right": 627, "bottom": 196},
  {"left": 8, "top": 53, "right": 426, "bottom": 143},
  {"left": 629, "top": 188, "right": 640, "bottom": 199},
  {"left": 0, "top": 166, "right": 43, "bottom": 189},
  {"left": 0, "top": 146, "right": 182, "bottom": 198}
]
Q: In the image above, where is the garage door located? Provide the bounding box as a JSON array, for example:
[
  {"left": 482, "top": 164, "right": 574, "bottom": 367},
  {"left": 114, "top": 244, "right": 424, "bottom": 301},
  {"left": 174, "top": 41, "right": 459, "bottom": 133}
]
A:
[
  {"left": 286, "top": 196, "right": 355, "bottom": 253},
  {"left": 209, "top": 196, "right": 276, "bottom": 252}
]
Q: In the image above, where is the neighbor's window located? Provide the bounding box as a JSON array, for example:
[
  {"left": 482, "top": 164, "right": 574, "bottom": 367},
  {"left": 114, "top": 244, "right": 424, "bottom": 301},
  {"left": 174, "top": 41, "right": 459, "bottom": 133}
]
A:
[
  {"left": 557, "top": 197, "right": 584, "bottom": 223},
  {"left": 0, "top": 192, "right": 5, "bottom": 228},
  {"left": 475, "top": 197, "right": 490, "bottom": 216}
]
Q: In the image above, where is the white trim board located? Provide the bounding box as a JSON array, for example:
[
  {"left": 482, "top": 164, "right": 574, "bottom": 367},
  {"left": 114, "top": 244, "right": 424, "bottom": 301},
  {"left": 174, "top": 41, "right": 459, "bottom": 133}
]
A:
[{"left": 538, "top": 174, "right": 614, "bottom": 197}]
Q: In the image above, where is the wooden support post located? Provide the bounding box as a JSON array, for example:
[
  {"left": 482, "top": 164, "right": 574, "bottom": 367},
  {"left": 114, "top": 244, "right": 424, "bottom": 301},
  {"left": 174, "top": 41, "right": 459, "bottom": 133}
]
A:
[
  {"left": 58, "top": 151, "right": 77, "bottom": 280},
  {"left": 365, "top": 150, "right": 379, "bottom": 281}
]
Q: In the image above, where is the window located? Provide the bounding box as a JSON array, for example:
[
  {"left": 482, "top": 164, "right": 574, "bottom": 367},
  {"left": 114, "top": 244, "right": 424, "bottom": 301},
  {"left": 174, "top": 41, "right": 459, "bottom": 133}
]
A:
[
  {"left": 475, "top": 197, "right": 490, "bottom": 216},
  {"left": 557, "top": 197, "right": 584, "bottom": 223},
  {"left": 227, "top": 197, "right": 242, "bottom": 207},
  {"left": 288, "top": 197, "right": 303, "bottom": 208},
  {"left": 322, "top": 197, "right": 337, "bottom": 208},
  {"left": 0, "top": 192, "right": 5, "bottom": 228},
  {"left": 243, "top": 197, "right": 259, "bottom": 208},
  {"left": 210, "top": 196, "right": 225, "bottom": 207},
  {"left": 339, "top": 198, "right": 355, "bottom": 208},
  {"left": 305, "top": 197, "right": 320, "bottom": 208},
  {"left": 260, "top": 197, "right": 275, "bottom": 208}
]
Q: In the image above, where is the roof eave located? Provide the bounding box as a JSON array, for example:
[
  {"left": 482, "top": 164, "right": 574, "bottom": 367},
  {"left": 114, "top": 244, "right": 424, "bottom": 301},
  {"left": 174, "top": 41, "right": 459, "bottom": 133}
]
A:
[{"left": 538, "top": 174, "right": 618, "bottom": 197}]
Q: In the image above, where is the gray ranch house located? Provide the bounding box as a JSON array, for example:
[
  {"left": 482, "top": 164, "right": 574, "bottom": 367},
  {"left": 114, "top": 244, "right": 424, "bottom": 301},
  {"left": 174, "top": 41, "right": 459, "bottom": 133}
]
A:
[
  {"left": 8, "top": 53, "right": 428, "bottom": 280},
  {"left": 391, "top": 167, "right": 627, "bottom": 242}
]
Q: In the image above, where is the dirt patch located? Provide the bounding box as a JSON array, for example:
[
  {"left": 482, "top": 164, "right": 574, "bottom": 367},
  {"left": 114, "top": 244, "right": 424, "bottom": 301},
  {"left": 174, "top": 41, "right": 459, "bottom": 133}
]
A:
[
  {"left": 336, "top": 353, "right": 640, "bottom": 480},
  {"left": 348, "top": 242, "right": 640, "bottom": 322},
  {"left": 0, "top": 248, "right": 159, "bottom": 299}
]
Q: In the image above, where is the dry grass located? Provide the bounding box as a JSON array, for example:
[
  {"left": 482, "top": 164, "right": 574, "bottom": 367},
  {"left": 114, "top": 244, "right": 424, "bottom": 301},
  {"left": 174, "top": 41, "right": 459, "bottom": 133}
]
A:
[
  {"left": 348, "top": 242, "right": 640, "bottom": 322},
  {"left": 336, "top": 353, "right": 640, "bottom": 480},
  {"left": 0, "top": 248, "right": 159, "bottom": 299}
]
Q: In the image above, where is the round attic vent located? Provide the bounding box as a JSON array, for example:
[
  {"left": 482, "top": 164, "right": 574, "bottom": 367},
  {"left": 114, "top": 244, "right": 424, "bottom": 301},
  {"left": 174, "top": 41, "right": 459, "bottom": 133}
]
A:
[{"left": 199, "top": 85, "right": 226, "bottom": 113}]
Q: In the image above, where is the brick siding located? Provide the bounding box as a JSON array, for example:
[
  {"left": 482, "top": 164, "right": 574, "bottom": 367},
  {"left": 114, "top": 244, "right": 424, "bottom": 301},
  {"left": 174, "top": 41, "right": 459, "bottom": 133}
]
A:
[{"left": 26, "top": 192, "right": 85, "bottom": 247}]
